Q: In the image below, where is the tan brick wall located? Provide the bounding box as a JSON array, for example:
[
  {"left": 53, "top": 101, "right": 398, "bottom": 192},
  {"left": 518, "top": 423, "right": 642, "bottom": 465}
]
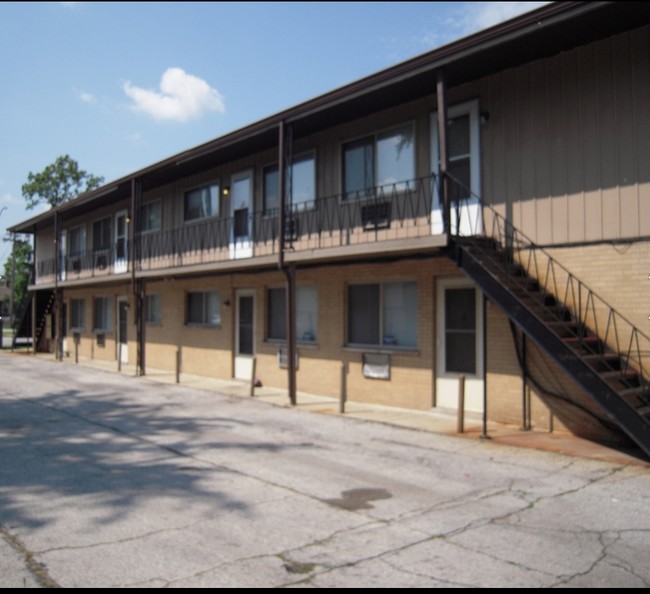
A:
[
  {"left": 139, "top": 257, "right": 463, "bottom": 411},
  {"left": 63, "top": 285, "right": 131, "bottom": 364},
  {"left": 57, "top": 250, "right": 635, "bottom": 448},
  {"left": 544, "top": 241, "right": 650, "bottom": 337},
  {"left": 486, "top": 304, "right": 571, "bottom": 432}
]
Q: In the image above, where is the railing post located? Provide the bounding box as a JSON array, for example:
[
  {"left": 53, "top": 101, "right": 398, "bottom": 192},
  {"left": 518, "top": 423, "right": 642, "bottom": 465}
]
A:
[
  {"left": 436, "top": 70, "right": 450, "bottom": 237},
  {"left": 250, "top": 357, "right": 257, "bottom": 397},
  {"left": 339, "top": 362, "right": 348, "bottom": 414}
]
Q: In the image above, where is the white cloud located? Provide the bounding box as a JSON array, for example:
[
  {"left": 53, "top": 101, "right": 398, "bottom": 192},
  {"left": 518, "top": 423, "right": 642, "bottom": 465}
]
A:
[
  {"left": 123, "top": 68, "right": 225, "bottom": 123},
  {"left": 76, "top": 89, "right": 96, "bottom": 104}
]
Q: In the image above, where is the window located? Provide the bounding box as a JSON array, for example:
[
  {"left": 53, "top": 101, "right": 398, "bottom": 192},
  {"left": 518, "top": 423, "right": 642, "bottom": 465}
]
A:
[
  {"left": 343, "top": 123, "right": 414, "bottom": 199},
  {"left": 68, "top": 226, "right": 86, "bottom": 257},
  {"left": 141, "top": 201, "right": 162, "bottom": 233},
  {"left": 448, "top": 114, "right": 472, "bottom": 202},
  {"left": 70, "top": 299, "right": 86, "bottom": 331},
  {"left": 263, "top": 166, "right": 279, "bottom": 214},
  {"left": 348, "top": 282, "right": 417, "bottom": 348},
  {"left": 93, "top": 218, "right": 111, "bottom": 252},
  {"left": 187, "top": 291, "right": 221, "bottom": 326},
  {"left": 145, "top": 294, "right": 161, "bottom": 324},
  {"left": 263, "top": 155, "right": 316, "bottom": 214},
  {"left": 184, "top": 184, "right": 219, "bottom": 222},
  {"left": 445, "top": 288, "right": 476, "bottom": 374},
  {"left": 267, "top": 285, "right": 317, "bottom": 343},
  {"left": 94, "top": 297, "right": 112, "bottom": 332}
]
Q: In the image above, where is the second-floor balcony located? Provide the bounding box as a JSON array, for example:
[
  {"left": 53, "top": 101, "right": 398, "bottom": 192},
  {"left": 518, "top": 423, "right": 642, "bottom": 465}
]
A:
[{"left": 36, "top": 174, "right": 447, "bottom": 286}]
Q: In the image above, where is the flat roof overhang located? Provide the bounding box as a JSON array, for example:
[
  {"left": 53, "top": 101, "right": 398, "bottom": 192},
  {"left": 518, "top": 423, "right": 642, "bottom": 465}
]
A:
[{"left": 11, "top": 2, "right": 650, "bottom": 235}]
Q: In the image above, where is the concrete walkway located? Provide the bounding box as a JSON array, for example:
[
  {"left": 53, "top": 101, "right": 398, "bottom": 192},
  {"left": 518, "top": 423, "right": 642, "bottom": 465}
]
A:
[{"left": 17, "top": 351, "right": 648, "bottom": 468}]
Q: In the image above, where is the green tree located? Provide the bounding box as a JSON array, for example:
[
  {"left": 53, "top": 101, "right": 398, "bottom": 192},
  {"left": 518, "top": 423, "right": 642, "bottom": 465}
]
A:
[
  {"left": 3, "top": 238, "right": 33, "bottom": 318},
  {"left": 21, "top": 154, "right": 104, "bottom": 210}
]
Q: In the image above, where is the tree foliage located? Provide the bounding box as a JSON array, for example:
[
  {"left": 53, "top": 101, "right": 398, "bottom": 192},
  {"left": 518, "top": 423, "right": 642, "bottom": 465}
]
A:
[
  {"left": 21, "top": 155, "right": 104, "bottom": 210},
  {"left": 3, "top": 238, "right": 33, "bottom": 317}
]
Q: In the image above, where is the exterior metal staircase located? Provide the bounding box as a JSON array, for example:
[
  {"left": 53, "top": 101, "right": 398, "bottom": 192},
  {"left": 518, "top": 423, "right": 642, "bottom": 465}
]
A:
[
  {"left": 445, "top": 181, "right": 650, "bottom": 458},
  {"left": 12, "top": 290, "right": 55, "bottom": 351}
]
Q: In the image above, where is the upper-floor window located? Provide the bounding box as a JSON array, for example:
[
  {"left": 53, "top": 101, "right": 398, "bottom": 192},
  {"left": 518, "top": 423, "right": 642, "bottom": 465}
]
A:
[
  {"left": 184, "top": 184, "right": 219, "bottom": 222},
  {"left": 263, "top": 155, "right": 316, "bottom": 215},
  {"left": 68, "top": 225, "right": 86, "bottom": 257},
  {"left": 343, "top": 123, "right": 414, "bottom": 199},
  {"left": 141, "top": 200, "right": 162, "bottom": 233},
  {"left": 93, "top": 217, "right": 112, "bottom": 252}
]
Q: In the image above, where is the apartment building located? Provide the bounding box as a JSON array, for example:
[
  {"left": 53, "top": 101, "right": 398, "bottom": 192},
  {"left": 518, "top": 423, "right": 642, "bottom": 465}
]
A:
[{"left": 10, "top": 2, "right": 650, "bottom": 456}]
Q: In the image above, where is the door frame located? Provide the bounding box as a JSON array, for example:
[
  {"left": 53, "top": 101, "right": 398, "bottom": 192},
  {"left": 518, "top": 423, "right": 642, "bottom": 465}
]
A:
[
  {"left": 430, "top": 98, "right": 482, "bottom": 236},
  {"left": 117, "top": 296, "right": 129, "bottom": 364},
  {"left": 234, "top": 289, "right": 255, "bottom": 380},
  {"left": 435, "top": 277, "right": 484, "bottom": 413},
  {"left": 114, "top": 209, "right": 129, "bottom": 274},
  {"left": 229, "top": 169, "right": 254, "bottom": 259}
]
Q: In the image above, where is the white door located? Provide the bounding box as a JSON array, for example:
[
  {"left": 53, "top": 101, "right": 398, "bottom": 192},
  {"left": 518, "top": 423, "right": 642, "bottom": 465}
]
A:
[
  {"left": 115, "top": 210, "right": 129, "bottom": 274},
  {"left": 229, "top": 170, "right": 253, "bottom": 259},
  {"left": 436, "top": 278, "right": 484, "bottom": 413},
  {"left": 58, "top": 229, "right": 67, "bottom": 281},
  {"left": 235, "top": 290, "right": 255, "bottom": 380},
  {"left": 431, "top": 99, "right": 481, "bottom": 237},
  {"left": 118, "top": 298, "right": 129, "bottom": 364}
]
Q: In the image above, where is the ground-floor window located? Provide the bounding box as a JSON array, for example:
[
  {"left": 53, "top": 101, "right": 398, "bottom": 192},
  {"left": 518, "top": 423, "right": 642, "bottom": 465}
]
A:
[
  {"left": 348, "top": 281, "right": 417, "bottom": 348},
  {"left": 70, "top": 298, "right": 86, "bottom": 331},
  {"left": 267, "top": 285, "right": 317, "bottom": 343},
  {"left": 187, "top": 290, "right": 221, "bottom": 326},
  {"left": 93, "top": 297, "right": 112, "bottom": 332},
  {"left": 145, "top": 294, "right": 161, "bottom": 325}
]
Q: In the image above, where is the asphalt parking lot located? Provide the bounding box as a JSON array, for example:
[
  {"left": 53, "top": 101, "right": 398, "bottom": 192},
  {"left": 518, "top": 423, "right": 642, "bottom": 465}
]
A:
[{"left": 1, "top": 353, "right": 650, "bottom": 588}]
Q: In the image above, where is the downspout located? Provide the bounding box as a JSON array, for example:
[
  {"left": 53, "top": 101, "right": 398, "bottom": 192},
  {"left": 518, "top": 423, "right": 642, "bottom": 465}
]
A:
[
  {"left": 9, "top": 232, "right": 16, "bottom": 352},
  {"left": 278, "top": 121, "right": 297, "bottom": 406},
  {"left": 54, "top": 210, "right": 62, "bottom": 361},
  {"left": 436, "top": 70, "right": 451, "bottom": 241},
  {"left": 131, "top": 178, "right": 145, "bottom": 376},
  {"left": 31, "top": 225, "right": 36, "bottom": 354}
]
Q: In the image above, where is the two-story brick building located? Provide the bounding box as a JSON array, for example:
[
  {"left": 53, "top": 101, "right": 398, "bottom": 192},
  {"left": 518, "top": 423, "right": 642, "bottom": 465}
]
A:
[{"left": 10, "top": 2, "right": 650, "bottom": 456}]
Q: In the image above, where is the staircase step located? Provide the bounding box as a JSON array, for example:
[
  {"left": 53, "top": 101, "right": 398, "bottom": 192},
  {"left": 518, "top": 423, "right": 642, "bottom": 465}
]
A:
[
  {"left": 546, "top": 320, "right": 581, "bottom": 338},
  {"left": 636, "top": 405, "right": 650, "bottom": 417},
  {"left": 618, "top": 385, "right": 650, "bottom": 408},
  {"left": 582, "top": 354, "right": 622, "bottom": 372},
  {"left": 602, "top": 370, "right": 641, "bottom": 390}
]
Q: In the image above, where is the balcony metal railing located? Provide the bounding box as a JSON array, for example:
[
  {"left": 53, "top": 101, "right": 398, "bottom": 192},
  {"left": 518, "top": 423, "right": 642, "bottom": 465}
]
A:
[
  {"left": 36, "top": 243, "right": 132, "bottom": 284},
  {"left": 33, "top": 174, "right": 439, "bottom": 282},
  {"left": 137, "top": 174, "right": 438, "bottom": 271}
]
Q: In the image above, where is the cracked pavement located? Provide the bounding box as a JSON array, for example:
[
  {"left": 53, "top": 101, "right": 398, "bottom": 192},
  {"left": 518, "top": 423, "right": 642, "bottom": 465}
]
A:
[{"left": 1, "top": 355, "right": 649, "bottom": 588}]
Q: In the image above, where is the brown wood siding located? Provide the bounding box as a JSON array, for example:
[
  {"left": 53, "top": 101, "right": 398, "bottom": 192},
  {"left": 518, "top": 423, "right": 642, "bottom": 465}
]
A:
[{"left": 458, "top": 24, "right": 650, "bottom": 245}]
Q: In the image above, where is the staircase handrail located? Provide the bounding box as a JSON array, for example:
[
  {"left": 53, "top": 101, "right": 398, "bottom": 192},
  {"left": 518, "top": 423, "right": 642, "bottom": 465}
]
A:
[{"left": 446, "top": 172, "right": 650, "bottom": 383}]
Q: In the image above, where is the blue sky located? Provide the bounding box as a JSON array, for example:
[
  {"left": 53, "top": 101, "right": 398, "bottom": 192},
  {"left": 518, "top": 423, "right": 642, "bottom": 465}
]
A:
[{"left": 0, "top": 1, "right": 545, "bottom": 268}]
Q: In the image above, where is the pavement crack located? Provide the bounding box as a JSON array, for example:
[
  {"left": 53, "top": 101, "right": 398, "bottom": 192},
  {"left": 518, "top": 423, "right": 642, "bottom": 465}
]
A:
[{"left": 0, "top": 524, "right": 60, "bottom": 588}]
